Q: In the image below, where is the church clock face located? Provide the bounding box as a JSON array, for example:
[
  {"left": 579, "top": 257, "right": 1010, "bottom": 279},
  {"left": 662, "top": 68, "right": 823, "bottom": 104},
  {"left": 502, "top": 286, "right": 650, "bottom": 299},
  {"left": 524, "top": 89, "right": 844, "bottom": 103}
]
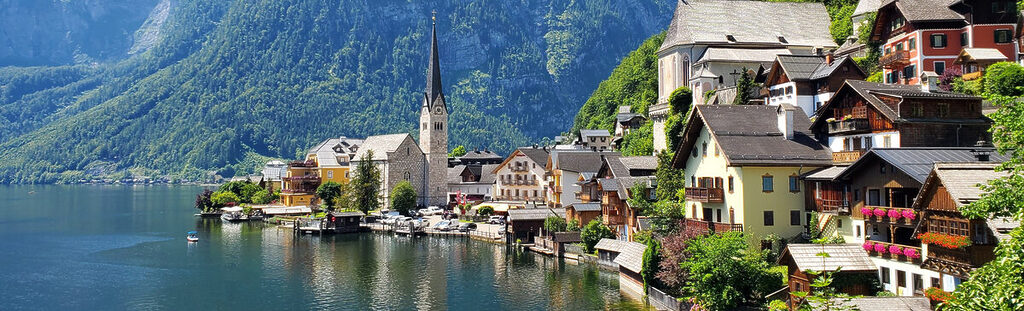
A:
[{"left": 434, "top": 106, "right": 444, "bottom": 115}]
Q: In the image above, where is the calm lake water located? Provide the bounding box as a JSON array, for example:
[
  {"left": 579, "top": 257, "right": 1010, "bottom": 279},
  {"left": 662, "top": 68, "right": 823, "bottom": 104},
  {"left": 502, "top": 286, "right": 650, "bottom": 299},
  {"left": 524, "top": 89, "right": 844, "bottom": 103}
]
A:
[{"left": 0, "top": 185, "right": 639, "bottom": 310}]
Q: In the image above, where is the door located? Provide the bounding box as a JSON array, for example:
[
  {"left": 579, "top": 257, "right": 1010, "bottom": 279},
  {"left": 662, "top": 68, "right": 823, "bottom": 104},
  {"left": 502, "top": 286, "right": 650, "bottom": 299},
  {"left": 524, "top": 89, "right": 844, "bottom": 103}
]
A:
[{"left": 702, "top": 208, "right": 713, "bottom": 221}]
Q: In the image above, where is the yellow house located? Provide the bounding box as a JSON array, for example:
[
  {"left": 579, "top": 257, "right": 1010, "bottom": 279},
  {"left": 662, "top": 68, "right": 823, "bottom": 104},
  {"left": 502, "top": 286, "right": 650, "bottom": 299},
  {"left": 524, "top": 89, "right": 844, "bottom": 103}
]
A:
[
  {"left": 671, "top": 105, "right": 832, "bottom": 246},
  {"left": 281, "top": 160, "right": 319, "bottom": 207},
  {"left": 306, "top": 136, "right": 363, "bottom": 185}
]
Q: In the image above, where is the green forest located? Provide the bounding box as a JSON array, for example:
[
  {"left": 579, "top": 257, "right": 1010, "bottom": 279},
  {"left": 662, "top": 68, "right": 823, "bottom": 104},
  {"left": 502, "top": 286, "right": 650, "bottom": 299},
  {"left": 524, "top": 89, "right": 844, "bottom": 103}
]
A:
[{"left": 0, "top": 0, "right": 674, "bottom": 183}]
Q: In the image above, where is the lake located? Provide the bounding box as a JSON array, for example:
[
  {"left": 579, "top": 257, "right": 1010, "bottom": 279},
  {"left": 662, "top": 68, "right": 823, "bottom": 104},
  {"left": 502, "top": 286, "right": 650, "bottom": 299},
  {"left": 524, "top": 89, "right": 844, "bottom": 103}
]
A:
[{"left": 0, "top": 185, "right": 640, "bottom": 310}]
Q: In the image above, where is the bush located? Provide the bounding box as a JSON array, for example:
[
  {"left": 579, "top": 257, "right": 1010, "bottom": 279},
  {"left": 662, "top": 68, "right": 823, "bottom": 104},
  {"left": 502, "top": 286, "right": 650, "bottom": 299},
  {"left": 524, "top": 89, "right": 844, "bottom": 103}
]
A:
[
  {"left": 544, "top": 216, "right": 567, "bottom": 233},
  {"left": 580, "top": 220, "right": 616, "bottom": 253},
  {"left": 679, "top": 232, "right": 783, "bottom": 310},
  {"left": 251, "top": 189, "right": 278, "bottom": 204},
  {"left": 477, "top": 205, "right": 494, "bottom": 216},
  {"left": 984, "top": 62, "right": 1024, "bottom": 97},
  {"left": 953, "top": 78, "right": 984, "bottom": 96},
  {"left": 195, "top": 189, "right": 214, "bottom": 211},
  {"left": 211, "top": 191, "right": 240, "bottom": 207},
  {"left": 866, "top": 71, "right": 883, "bottom": 83},
  {"left": 566, "top": 219, "right": 581, "bottom": 232}
]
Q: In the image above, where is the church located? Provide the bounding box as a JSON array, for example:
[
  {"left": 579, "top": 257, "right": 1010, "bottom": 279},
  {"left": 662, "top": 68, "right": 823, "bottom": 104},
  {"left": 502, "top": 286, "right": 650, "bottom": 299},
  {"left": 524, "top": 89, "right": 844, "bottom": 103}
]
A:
[{"left": 351, "top": 16, "right": 449, "bottom": 208}]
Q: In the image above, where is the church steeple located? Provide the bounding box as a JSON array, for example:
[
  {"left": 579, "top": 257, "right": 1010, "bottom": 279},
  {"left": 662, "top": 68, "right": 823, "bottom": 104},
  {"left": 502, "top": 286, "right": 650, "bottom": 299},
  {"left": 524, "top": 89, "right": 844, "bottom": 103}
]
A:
[{"left": 425, "top": 11, "right": 445, "bottom": 109}]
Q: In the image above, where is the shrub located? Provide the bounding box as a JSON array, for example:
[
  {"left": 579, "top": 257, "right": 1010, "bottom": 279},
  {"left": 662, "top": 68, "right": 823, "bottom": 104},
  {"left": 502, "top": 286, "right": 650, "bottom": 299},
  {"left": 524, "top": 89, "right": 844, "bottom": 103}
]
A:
[
  {"left": 566, "top": 219, "right": 581, "bottom": 232},
  {"left": 477, "top": 205, "right": 494, "bottom": 216},
  {"left": 211, "top": 191, "right": 240, "bottom": 207},
  {"left": 390, "top": 180, "right": 417, "bottom": 216},
  {"left": 984, "top": 62, "right": 1024, "bottom": 97},
  {"left": 543, "top": 216, "right": 567, "bottom": 233},
  {"left": 866, "top": 71, "right": 883, "bottom": 83},
  {"left": 580, "top": 220, "right": 615, "bottom": 253}
]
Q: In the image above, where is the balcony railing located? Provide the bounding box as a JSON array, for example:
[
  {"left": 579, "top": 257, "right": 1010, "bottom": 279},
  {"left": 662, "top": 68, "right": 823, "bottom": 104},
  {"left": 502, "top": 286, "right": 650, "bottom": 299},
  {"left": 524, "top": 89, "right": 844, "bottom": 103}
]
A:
[
  {"left": 283, "top": 175, "right": 321, "bottom": 181},
  {"left": 864, "top": 240, "right": 922, "bottom": 264},
  {"left": 832, "top": 150, "right": 865, "bottom": 164},
  {"left": 861, "top": 206, "right": 918, "bottom": 226},
  {"left": 817, "top": 198, "right": 851, "bottom": 214},
  {"left": 682, "top": 218, "right": 743, "bottom": 236},
  {"left": 827, "top": 119, "right": 871, "bottom": 134},
  {"left": 962, "top": 71, "right": 983, "bottom": 81},
  {"left": 289, "top": 160, "right": 317, "bottom": 168},
  {"left": 685, "top": 187, "right": 724, "bottom": 203},
  {"left": 880, "top": 50, "right": 910, "bottom": 69},
  {"left": 926, "top": 244, "right": 996, "bottom": 268}
]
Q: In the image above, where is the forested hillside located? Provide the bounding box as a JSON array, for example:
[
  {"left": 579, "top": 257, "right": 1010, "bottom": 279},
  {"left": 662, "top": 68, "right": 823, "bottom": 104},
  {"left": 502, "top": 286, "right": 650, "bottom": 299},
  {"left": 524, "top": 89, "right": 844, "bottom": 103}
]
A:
[{"left": 0, "top": 0, "right": 673, "bottom": 183}]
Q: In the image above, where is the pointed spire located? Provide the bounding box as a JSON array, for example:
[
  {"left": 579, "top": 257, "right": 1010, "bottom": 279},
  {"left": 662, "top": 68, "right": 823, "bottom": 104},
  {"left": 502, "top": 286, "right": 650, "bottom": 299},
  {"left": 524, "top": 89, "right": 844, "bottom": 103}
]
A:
[{"left": 426, "top": 10, "right": 444, "bottom": 107}]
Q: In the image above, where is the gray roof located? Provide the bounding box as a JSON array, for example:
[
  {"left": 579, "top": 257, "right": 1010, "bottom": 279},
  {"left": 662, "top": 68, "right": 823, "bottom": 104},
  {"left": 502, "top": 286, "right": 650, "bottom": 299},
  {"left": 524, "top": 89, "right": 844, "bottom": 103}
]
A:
[
  {"left": 516, "top": 147, "right": 551, "bottom": 166},
  {"left": 618, "top": 106, "right": 632, "bottom": 114},
  {"left": 613, "top": 241, "right": 648, "bottom": 273},
  {"left": 447, "top": 165, "right": 467, "bottom": 184},
  {"left": 552, "top": 151, "right": 610, "bottom": 173},
  {"left": 616, "top": 113, "right": 645, "bottom": 123},
  {"left": 882, "top": 0, "right": 963, "bottom": 23},
  {"left": 986, "top": 218, "right": 1019, "bottom": 242},
  {"left": 676, "top": 105, "right": 832, "bottom": 167},
  {"left": 809, "top": 56, "right": 864, "bottom": 80},
  {"left": 813, "top": 297, "right": 931, "bottom": 311},
  {"left": 478, "top": 164, "right": 498, "bottom": 184},
  {"left": 774, "top": 55, "right": 827, "bottom": 81},
  {"left": 853, "top": 0, "right": 881, "bottom": 17},
  {"left": 810, "top": 80, "right": 982, "bottom": 128},
  {"left": 449, "top": 164, "right": 498, "bottom": 184},
  {"left": 660, "top": 0, "right": 836, "bottom": 52},
  {"left": 459, "top": 150, "right": 503, "bottom": 160},
  {"left": 932, "top": 162, "right": 1008, "bottom": 207},
  {"left": 838, "top": 148, "right": 1007, "bottom": 184},
  {"left": 803, "top": 166, "right": 849, "bottom": 181},
  {"left": 695, "top": 48, "right": 792, "bottom": 65},
  {"left": 354, "top": 134, "right": 418, "bottom": 161},
  {"left": 580, "top": 129, "right": 611, "bottom": 138},
  {"left": 958, "top": 48, "right": 1009, "bottom": 62},
  {"left": 595, "top": 238, "right": 631, "bottom": 252},
  {"left": 619, "top": 156, "right": 658, "bottom": 171},
  {"left": 779, "top": 244, "right": 877, "bottom": 272},
  {"left": 507, "top": 208, "right": 565, "bottom": 221},
  {"left": 597, "top": 178, "right": 620, "bottom": 193},
  {"left": 330, "top": 211, "right": 365, "bottom": 217},
  {"left": 567, "top": 202, "right": 602, "bottom": 212}
]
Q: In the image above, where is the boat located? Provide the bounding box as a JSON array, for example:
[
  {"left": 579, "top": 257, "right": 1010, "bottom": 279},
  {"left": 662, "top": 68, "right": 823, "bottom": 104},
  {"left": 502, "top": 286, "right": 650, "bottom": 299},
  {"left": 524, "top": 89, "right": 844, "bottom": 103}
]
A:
[
  {"left": 186, "top": 231, "right": 199, "bottom": 242},
  {"left": 220, "top": 207, "right": 244, "bottom": 222}
]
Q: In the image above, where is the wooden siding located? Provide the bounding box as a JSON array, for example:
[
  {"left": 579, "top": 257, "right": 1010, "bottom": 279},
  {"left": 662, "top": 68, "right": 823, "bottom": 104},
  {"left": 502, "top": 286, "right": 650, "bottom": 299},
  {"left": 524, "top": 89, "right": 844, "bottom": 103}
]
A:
[{"left": 925, "top": 186, "right": 957, "bottom": 212}]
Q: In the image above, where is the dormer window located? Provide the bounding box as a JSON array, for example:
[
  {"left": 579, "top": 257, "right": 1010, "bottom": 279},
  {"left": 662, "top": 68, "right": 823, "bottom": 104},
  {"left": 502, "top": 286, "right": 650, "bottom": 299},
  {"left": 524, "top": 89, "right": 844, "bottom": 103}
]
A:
[{"left": 726, "top": 35, "right": 737, "bottom": 42}]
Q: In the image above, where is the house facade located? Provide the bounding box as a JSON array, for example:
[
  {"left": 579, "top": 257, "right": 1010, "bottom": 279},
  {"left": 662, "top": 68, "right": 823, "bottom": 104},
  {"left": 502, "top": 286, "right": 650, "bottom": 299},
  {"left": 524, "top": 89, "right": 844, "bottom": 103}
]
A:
[
  {"left": 871, "top": 0, "right": 1019, "bottom": 84},
  {"left": 545, "top": 150, "right": 612, "bottom": 208},
  {"left": 672, "top": 105, "right": 832, "bottom": 245},
  {"left": 764, "top": 54, "right": 867, "bottom": 118},
  {"left": 578, "top": 129, "right": 612, "bottom": 151},
  {"left": 493, "top": 147, "right": 549, "bottom": 204},
  {"left": 305, "top": 136, "right": 363, "bottom": 185},
  {"left": 447, "top": 164, "right": 497, "bottom": 206},
  {"left": 281, "top": 160, "right": 321, "bottom": 206}
]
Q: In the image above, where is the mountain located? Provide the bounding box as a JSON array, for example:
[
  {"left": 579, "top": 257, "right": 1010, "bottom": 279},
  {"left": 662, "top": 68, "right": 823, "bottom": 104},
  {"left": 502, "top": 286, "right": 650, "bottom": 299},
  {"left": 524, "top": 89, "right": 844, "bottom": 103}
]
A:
[{"left": 0, "top": 0, "right": 673, "bottom": 183}]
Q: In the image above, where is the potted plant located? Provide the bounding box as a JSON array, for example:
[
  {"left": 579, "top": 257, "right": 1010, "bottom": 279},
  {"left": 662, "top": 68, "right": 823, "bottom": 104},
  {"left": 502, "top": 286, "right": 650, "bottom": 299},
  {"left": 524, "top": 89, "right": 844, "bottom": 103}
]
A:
[
  {"left": 887, "top": 209, "right": 902, "bottom": 220},
  {"left": 902, "top": 209, "right": 916, "bottom": 220}
]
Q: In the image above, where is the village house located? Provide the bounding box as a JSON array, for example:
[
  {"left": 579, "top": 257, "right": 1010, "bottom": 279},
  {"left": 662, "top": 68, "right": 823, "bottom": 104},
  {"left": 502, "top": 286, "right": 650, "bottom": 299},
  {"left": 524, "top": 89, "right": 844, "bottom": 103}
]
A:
[
  {"left": 261, "top": 160, "right": 287, "bottom": 192},
  {"left": 764, "top": 54, "right": 867, "bottom": 118},
  {"left": 506, "top": 208, "right": 565, "bottom": 244},
  {"left": 672, "top": 105, "right": 833, "bottom": 246},
  {"left": 953, "top": 47, "right": 1009, "bottom": 80},
  {"left": 657, "top": 0, "right": 837, "bottom": 106},
  {"left": 280, "top": 159, "right": 321, "bottom": 206},
  {"left": 812, "top": 148, "right": 1005, "bottom": 296},
  {"left": 612, "top": 106, "right": 647, "bottom": 149},
  {"left": 446, "top": 163, "right": 497, "bottom": 207},
  {"left": 809, "top": 80, "right": 991, "bottom": 165},
  {"left": 612, "top": 240, "right": 648, "bottom": 298},
  {"left": 578, "top": 129, "right": 612, "bottom": 151},
  {"left": 870, "top": 0, "right": 1019, "bottom": 84},
  {"left": 598, "top": 155, "right": 657, "bottom": 241},
  {"left": 451, "top": 149, "right": 502, "bottom": 166},
  {"left": 912, "top": 162, "right": 1018, "bottom": 294},
  {"left": 492, "top": 146, "right": 549, "bottom": 204},
  {"left": 305, "top": 136, "right": 363, "bottom": 185},
  {"left": 545, "top": 149, "right": 614, "bottom": 208},
  {"left": 778, "top": 244, "right": 879, "bottom": 310},
  {"left": 834, "top": 0, "right": 882, "bottom": 58}
]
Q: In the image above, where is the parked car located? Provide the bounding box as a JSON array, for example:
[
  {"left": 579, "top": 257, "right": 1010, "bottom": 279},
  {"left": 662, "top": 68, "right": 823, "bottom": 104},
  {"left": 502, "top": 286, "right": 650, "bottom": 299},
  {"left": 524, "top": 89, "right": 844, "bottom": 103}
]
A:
[
  {"left": 447, "top": 221, "right": 461, "bottom": 231},
  {"left": 433, "top": 220, "right": 451, "bottom": 231},
  {"left": 487, "top": 216, "right": 505, "bottom": 224},
  {"left": 458, "top": 222, "right": 477, "bottom": 232}
]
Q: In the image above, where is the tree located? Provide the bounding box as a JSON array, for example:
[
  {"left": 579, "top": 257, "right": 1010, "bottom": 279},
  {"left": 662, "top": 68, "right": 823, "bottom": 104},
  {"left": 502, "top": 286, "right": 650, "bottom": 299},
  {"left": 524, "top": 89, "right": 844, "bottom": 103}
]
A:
[
  {"left": 983, "top": 62, "right": 1024, "bottom": 97},
  {"left": 678, "top": 232, "right": 783, "bottom": 310},
  {"left": 449, "top": 145, "right": 467, "bottom": 157},
  {"left": 250, "top": 189, "right": 278, "bottom": 204},
  {"left": 316, "top": 181, "right": 343, "bottom": 211},
  {"left": 641, "top": 238, "right": 662, "bottom": 295},
  {"left": 211, "top": 191, "right": 240, "bottom": 207},
  {"left": 390, "top": 180, "right": 417, "bottom": 216},
  {"left": 566, "top": 219, "right": 581, "bottom": 232},
  {"left": 543, "top": 216, "right": 567, "bottom": 233},
  {"left": 580, "top": 220, "right": 616, "bottom": 253},
  {"left": 654, "top": 151, "right": 685, "bottom": 202},
  {"left": 352, "top": 150, "right": 382, "bottom": 215},
  {"left": 194, "top": 189, "right": 214, "bottom": 212},
  {"left": 334, "top": 181, "right": 355, "bottom": 211},
  {"left": 477, "top": 205, "right": 494, "bottom": 216},
  {"left": 664, "top": 86, "right": 691, "bottom": 151},
  {"left": 789, "top": 238, "right": 859, "bottom": 311},
  {"left": 733, "top": 68, "right": 757, "bottom": 105},
  {"left": 628, "top": 183, "right": 654, "bottom": 215},
  {"left": 218, "top": 181, "right": 261, "bottom": 203}
]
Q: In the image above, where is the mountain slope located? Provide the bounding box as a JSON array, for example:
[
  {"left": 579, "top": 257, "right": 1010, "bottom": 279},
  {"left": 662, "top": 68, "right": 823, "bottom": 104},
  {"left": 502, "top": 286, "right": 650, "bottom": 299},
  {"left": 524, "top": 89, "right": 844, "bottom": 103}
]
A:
[{"left": 0, "top": 0, "right": 673, "bottom": 183}]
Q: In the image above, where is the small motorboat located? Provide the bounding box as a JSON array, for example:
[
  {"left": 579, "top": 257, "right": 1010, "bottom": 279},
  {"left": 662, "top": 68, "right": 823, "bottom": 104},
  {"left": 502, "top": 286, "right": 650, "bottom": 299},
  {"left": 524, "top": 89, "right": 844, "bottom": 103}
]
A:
[
  {"left": 220, "top": 207, "right": 244, "bottom": 222},
  {"left": 186, "top": 231, "right": 199, "bottom": 242}
]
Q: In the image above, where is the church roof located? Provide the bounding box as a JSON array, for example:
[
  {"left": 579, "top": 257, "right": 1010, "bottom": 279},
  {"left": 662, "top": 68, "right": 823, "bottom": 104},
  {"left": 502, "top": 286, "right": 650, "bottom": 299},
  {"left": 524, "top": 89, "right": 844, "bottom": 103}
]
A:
[
  {"left": 353, "top": 134, "right": 420, "bottom": 161},
  {"left": 425, "top": 17, "right": 446, "bottom": 111},
  {"left": 660, "top": 0, "right": 836, "bottom": 52}
]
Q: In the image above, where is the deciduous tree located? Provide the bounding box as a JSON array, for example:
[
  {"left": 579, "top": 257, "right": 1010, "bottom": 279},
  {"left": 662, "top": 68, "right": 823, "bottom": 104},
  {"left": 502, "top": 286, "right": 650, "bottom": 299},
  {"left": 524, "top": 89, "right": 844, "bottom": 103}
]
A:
[{"left": 390, "top": 180, "right": 417, "bottom": 216}]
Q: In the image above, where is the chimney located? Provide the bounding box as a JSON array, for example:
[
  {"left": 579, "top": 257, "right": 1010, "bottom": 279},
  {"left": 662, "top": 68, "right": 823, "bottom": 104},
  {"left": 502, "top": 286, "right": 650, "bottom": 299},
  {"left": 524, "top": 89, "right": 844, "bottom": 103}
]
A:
[
  {"left": 825, "top": 52, "right": 834, "bottom": 65},
  {"left": 920, "top": 71, "right": 939, "bottom": 93},
  {"left": 777, "top": 105, "right": 795, "bottom": 140},
  {"left": 971, "top": 139, "right": 993, "bottom": 161}
]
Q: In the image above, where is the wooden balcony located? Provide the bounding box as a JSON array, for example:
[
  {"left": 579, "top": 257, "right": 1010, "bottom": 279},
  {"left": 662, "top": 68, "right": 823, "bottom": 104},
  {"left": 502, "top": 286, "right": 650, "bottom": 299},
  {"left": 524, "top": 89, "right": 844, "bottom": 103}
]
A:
[
  {"left": 962, "top": 71, "right": 983, "bottom": 81},
  {"left": 603, "top": 214, "right": 625, "bottom": 225},
  {"left": 865, "top": 240, "right": 922, "bottom": 264},
  {"left": 682, "top": 218, "right": 743, "bottom": 237},
  {"left": 827, "top": 119, "right": 871, "bottom": 134},
  {"left": 816, "top": 198, "right": 851, "bottom": 215},
  {"left": 880, "top": 50, "right": 911, "bottom": 69},
  {"left": 685, "top": 187, "right": 724, "bottom": 203},
  {"left": 926, "top": 244, "right": 996, "bottom": 268},
  {"left": 861, "top": 206, "right": 918, "bottom": 226},
  {"left": 832, "top": 150, "right": 865, "bottom": 164}
]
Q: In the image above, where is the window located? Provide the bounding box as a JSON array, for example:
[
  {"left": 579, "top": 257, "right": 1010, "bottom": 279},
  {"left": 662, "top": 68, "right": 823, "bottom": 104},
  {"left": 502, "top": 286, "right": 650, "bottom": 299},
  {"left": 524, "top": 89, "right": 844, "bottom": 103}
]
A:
[
  {"left": 590, "top": 137, "right": 595, "bottom": 142},
  {"left": 716, "top": 209, "right": 722, "bottom": 222},
  {"left": 938, "top": 103, "right": 949, "bottom": 117},
  {"left": 728, "top": 176, "right": 734, "bottom": 193},
  {"left": 903, "top": 65, "right": 916, "bottom": 81},
  {"left": 882, "top": 267, "right": 891, "bottom": 284},
  {"left": 913, "top": 274, "right": 924, "bottom": 293},
  {"left": 702, "top": 142, "right": 708, "bottom": 157},
  {"left": 897, "top": 270, "right": 907, "bottom": 288},
  {"left": 403, "top": 171, "right": 411, "bottom": 180},
  {"left": 880, "top": 163, "right": 887, "bottom": 174},
  {"left": 790, "top": 210, "right": 801, "bottom": 226},
  {"left": 931, "top": 277, "right": 940, "bottom": 288},
  {"left": 935, "top": 61, "right": 946, "bottom": 75},
  {"left": 600, "top": 137, "right": 606, "bottom": 142},
  {"left": 883, "top": 135, "right": 892, "bottom": 148},
  {"left": 691, "top": 176, "right": 696, "bottom": 186},
  {"left": 764, "top": 211, "right": 775, "bottom": 226},
  {"left": 896, "top": 42, "right": 904, "bottom": 51},
  {"left": 995, "top": 29, "right": 1013, "bottom": 43},
  {"left": 910, "top": 104, "right": 924, "bottom": 117},
  {"left": 789, "top": 176, "right": 800, "bottom": 192},
  {"left": 762, "top": 175, "right": 774, "bottom": 192},
  {"left": 960, "top": 32, "right": 968, "bottom": 46},
  {"left": 908, "top": 38, "right": 916, "bottom": 50},
  {"left": 992, "top": 1, "right": 1008, "bottom": 13},
  {"left": 692, "top": 147, "right": 698, "bottom": 158},
  {"left": 715, "top": 145, "right": 720, "bottom": 157},
  {"left": 327, "top": 171, "right": 334, "bottom": 179},
  {"left": 856, "top": 225, "right": 862, "bottom": 238},
  {"left": 837, "top": 219, "right": 843, "bottom": 228},
  {"left": 692, "top": 205, "right": 697, "bottom": 219},
  {"left": 930, "top": 34, "right": 947, "bottom": 48}
]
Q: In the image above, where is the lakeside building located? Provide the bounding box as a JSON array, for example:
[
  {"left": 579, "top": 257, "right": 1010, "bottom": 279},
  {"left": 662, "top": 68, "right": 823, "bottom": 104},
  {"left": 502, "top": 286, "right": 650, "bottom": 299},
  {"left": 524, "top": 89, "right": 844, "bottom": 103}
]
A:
[
  {"left": 281, "top": 159, "right": 321, "bottom": 206},
  {"left": 305, "top": 136, "right": 363, "bottom": 185},
  {"left": 447, "top": 163, "right": 497, "bottom": 206},
  {"left": 808, "top": 80, "right": 991, "bottom": 165},
  {"left": 870, "top": 0, "right": 1019, "bottom": 84},
  {"left": 671, "top": 105, "right": 832, "bottom": 245},
  {"left": 492, "top": 146, "right": 550, "bottom": 204},
  {"left": 261, "top": 160, "right": 287, "bottom": 192},
  {"left": 656, "top": 0, "right": 837, "bottom": 107},
  {"left": 595, "top": 155, "right": 657, "bottom": 241},
  {"left": 778, "top": 244, "right": 879, "bottom": 309},
  {"left": 763, "top": 54, "right": 867, "bottom": 118},
  {"left": 506, "top": 208, "right": 564, "bottom": 244},
  {"left": 545, "top": 149, "right": 615, "bottom": 208}
]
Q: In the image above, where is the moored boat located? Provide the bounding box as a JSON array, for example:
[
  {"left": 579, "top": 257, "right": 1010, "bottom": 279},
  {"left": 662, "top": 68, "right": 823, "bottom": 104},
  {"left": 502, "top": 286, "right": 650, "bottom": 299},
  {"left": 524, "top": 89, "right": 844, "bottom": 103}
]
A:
[{"left": 186, "top": 231, "right": 199, "bottom": 242}]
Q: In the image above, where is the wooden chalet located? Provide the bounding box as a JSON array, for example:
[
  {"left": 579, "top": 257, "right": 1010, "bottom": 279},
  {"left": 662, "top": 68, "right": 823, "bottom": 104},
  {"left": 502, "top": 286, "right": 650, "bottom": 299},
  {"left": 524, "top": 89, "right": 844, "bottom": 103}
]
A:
[{"left": 778, "top": 244, "right": 878, "bottom": 310}]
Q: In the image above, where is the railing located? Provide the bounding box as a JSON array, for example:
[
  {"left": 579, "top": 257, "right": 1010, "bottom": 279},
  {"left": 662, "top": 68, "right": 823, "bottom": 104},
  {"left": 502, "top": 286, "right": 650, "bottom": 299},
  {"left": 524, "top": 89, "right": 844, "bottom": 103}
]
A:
[
  {"left": 832, "top": 150, "right": 865, "bottom": 163},
  {"left": 865, "top": 240, "right": 922, "bottom": 263},
  {"left": 604, "top": 214, "right": 625, "bottom": 225},
  {"left": 682, "top": 218, "right": 743, "bottom": 236},
  {"left": 281, "top": 188, "right": 316, "bottom": 194},
  {"left": 861, "top": 206, "right": 918, "bottom": 225},
  {"left": 880, "top": 50, "right": 910, "bottom": 68},
  {"left": 817, "top": 198, "right": 851, "bottom": 214},
  {"left": 685, "top": 187, "right": 724, "bottom": 203},
  {"left": 962, "top": 71, "right": 983, "bottom": 81},
  {"left": 827, "top": 119, "right": 871, "bottom": 134},
  {"left": 289, "top": 160, "right": 317, "bottom": 167},
  {"left": 927, "top": 244, "right": 996, "bottom": 267}
]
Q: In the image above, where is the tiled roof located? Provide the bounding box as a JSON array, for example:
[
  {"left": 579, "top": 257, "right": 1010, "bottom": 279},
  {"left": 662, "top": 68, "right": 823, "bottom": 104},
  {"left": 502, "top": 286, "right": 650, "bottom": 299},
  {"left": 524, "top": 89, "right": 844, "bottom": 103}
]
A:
[
  {"left": 678, "top": 105, "right": 832, "bottom": 167},
  {"left": 619, "top": 156, "right": 658, "bottom": 171},
  {"left": 507, "top": 208, "right": 565, "bottom": 221},
  {"left": 459, "top": 150, "right": 503, "bottom": 160},
  {"left": 447, "top": 165, "right": 467, "bottom": 184},
  {"left": 775, "top": 54, "right": 827, "bottom": 81},
  {"left": 809, "top": 56, "right": 864, "bottom": 80},
  {"left": 330, "top": 211, "right": 365, "bottom": 217},
  {"left": 839, "top": 148, "right": 1007, "bottom": 183},
  {"left": 354, "top": 134, "right": 417, "bottom": 161},
  {"left": 478, "top": 164, "right": 498, "bottom": 184},
  {"left": 802, "top": 166, "right": 848, "bottom": 181},
  {"left": 616, "top": 113, "right": 645, "bottom": 123},
  {"left": 618, "top": 106, "right": 633, "bottom": 114},
  {"left": 517, "top": 147, "right": 551, "bottom": 166},
  {"left": 695, "top": 48, "right": 792, "bottom": 65},
  {"left": 958, "top": 48, "right": 1009, "bottom": 62},
  {"left": 927, "top": 162, "right": 1007, "bottom": 207},
  {"left": 580, "top": 129, "right": 611, "bottom": 138},
  {"left": 812, "top": 297, "right": 931, "bottom": 311},
  {"left": 810, "top": 80, "right": 980, "bottom": 129},
  {"left": 853, "top": 0, "right": 882, "bottom": 17},
  {"left": 986, "top": 218, "right": 1019, "bottom": 242},
  {"left": 882, "top": 0, "right": 963, "bottom": 22},
  {"left": 779, "top": 244, "right": 877, "bottom": 272},
  {"left": 597, "top": 178, "right": 620, "bottom": 193},
  {"left": 567, "top": 202, "right": 602, "bottom": 212},
  {"left": 661, "top": 0, "right": 836, "bottom": 52},
  {"left": 552, "top": 151, "right": 610, "bottom": 173},
  {"left": 613, "top": 241, "right": 648, "bottom": 273},
  {"left": 595, "top": 238, "right": 631, "bottom": 252}
]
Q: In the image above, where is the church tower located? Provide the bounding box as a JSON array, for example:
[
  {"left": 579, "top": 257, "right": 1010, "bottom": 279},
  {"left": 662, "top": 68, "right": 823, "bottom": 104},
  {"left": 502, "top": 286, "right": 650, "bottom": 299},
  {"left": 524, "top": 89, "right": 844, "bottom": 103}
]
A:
[{"left": 420, "top": 13, "right": 448, "bottom": 206}]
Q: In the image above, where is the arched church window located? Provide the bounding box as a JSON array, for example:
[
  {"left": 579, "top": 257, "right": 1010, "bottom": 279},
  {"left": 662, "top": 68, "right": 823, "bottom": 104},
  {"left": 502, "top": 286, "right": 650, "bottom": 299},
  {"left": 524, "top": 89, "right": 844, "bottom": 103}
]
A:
[
  {"left": 681, "top": 55, "right": 690, "bottom": 83},
  {"left": 404, "top": 172, "right": 411, "bottom": 180}
]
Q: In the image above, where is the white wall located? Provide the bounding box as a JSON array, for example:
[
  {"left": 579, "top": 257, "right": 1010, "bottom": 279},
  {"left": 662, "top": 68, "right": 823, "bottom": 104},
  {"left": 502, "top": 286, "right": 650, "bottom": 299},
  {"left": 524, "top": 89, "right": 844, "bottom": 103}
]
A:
[{"left": 826, "top": 132, "right": 900, "bottom": 152}]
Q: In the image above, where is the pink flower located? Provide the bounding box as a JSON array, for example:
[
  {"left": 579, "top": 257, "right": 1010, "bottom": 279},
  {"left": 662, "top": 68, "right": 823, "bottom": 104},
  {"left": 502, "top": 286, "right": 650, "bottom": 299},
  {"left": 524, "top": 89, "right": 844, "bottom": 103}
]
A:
[
  {"left": 861, "top": 207, "right": 873, "bottom": 216},
  {"left": 873, "top": 208, "right": 887, "bottom": 217},
  {"left": 888, "top": 209, "right": 902, "bottom": 219},
  {"left": 889, "top": 245, "right": 902, "bottom": 254},
  {"left": 874, "top": 244, "right": 886, "bottom": 253},
  {"left": 862, "top": 242, "right": 873, "bottom": 251},
  {"left": 903, "top": 248, "right": 920, "bottom": 258},
  {"left": 902, "top": 209, "right": 916, "bottom": 220}
]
